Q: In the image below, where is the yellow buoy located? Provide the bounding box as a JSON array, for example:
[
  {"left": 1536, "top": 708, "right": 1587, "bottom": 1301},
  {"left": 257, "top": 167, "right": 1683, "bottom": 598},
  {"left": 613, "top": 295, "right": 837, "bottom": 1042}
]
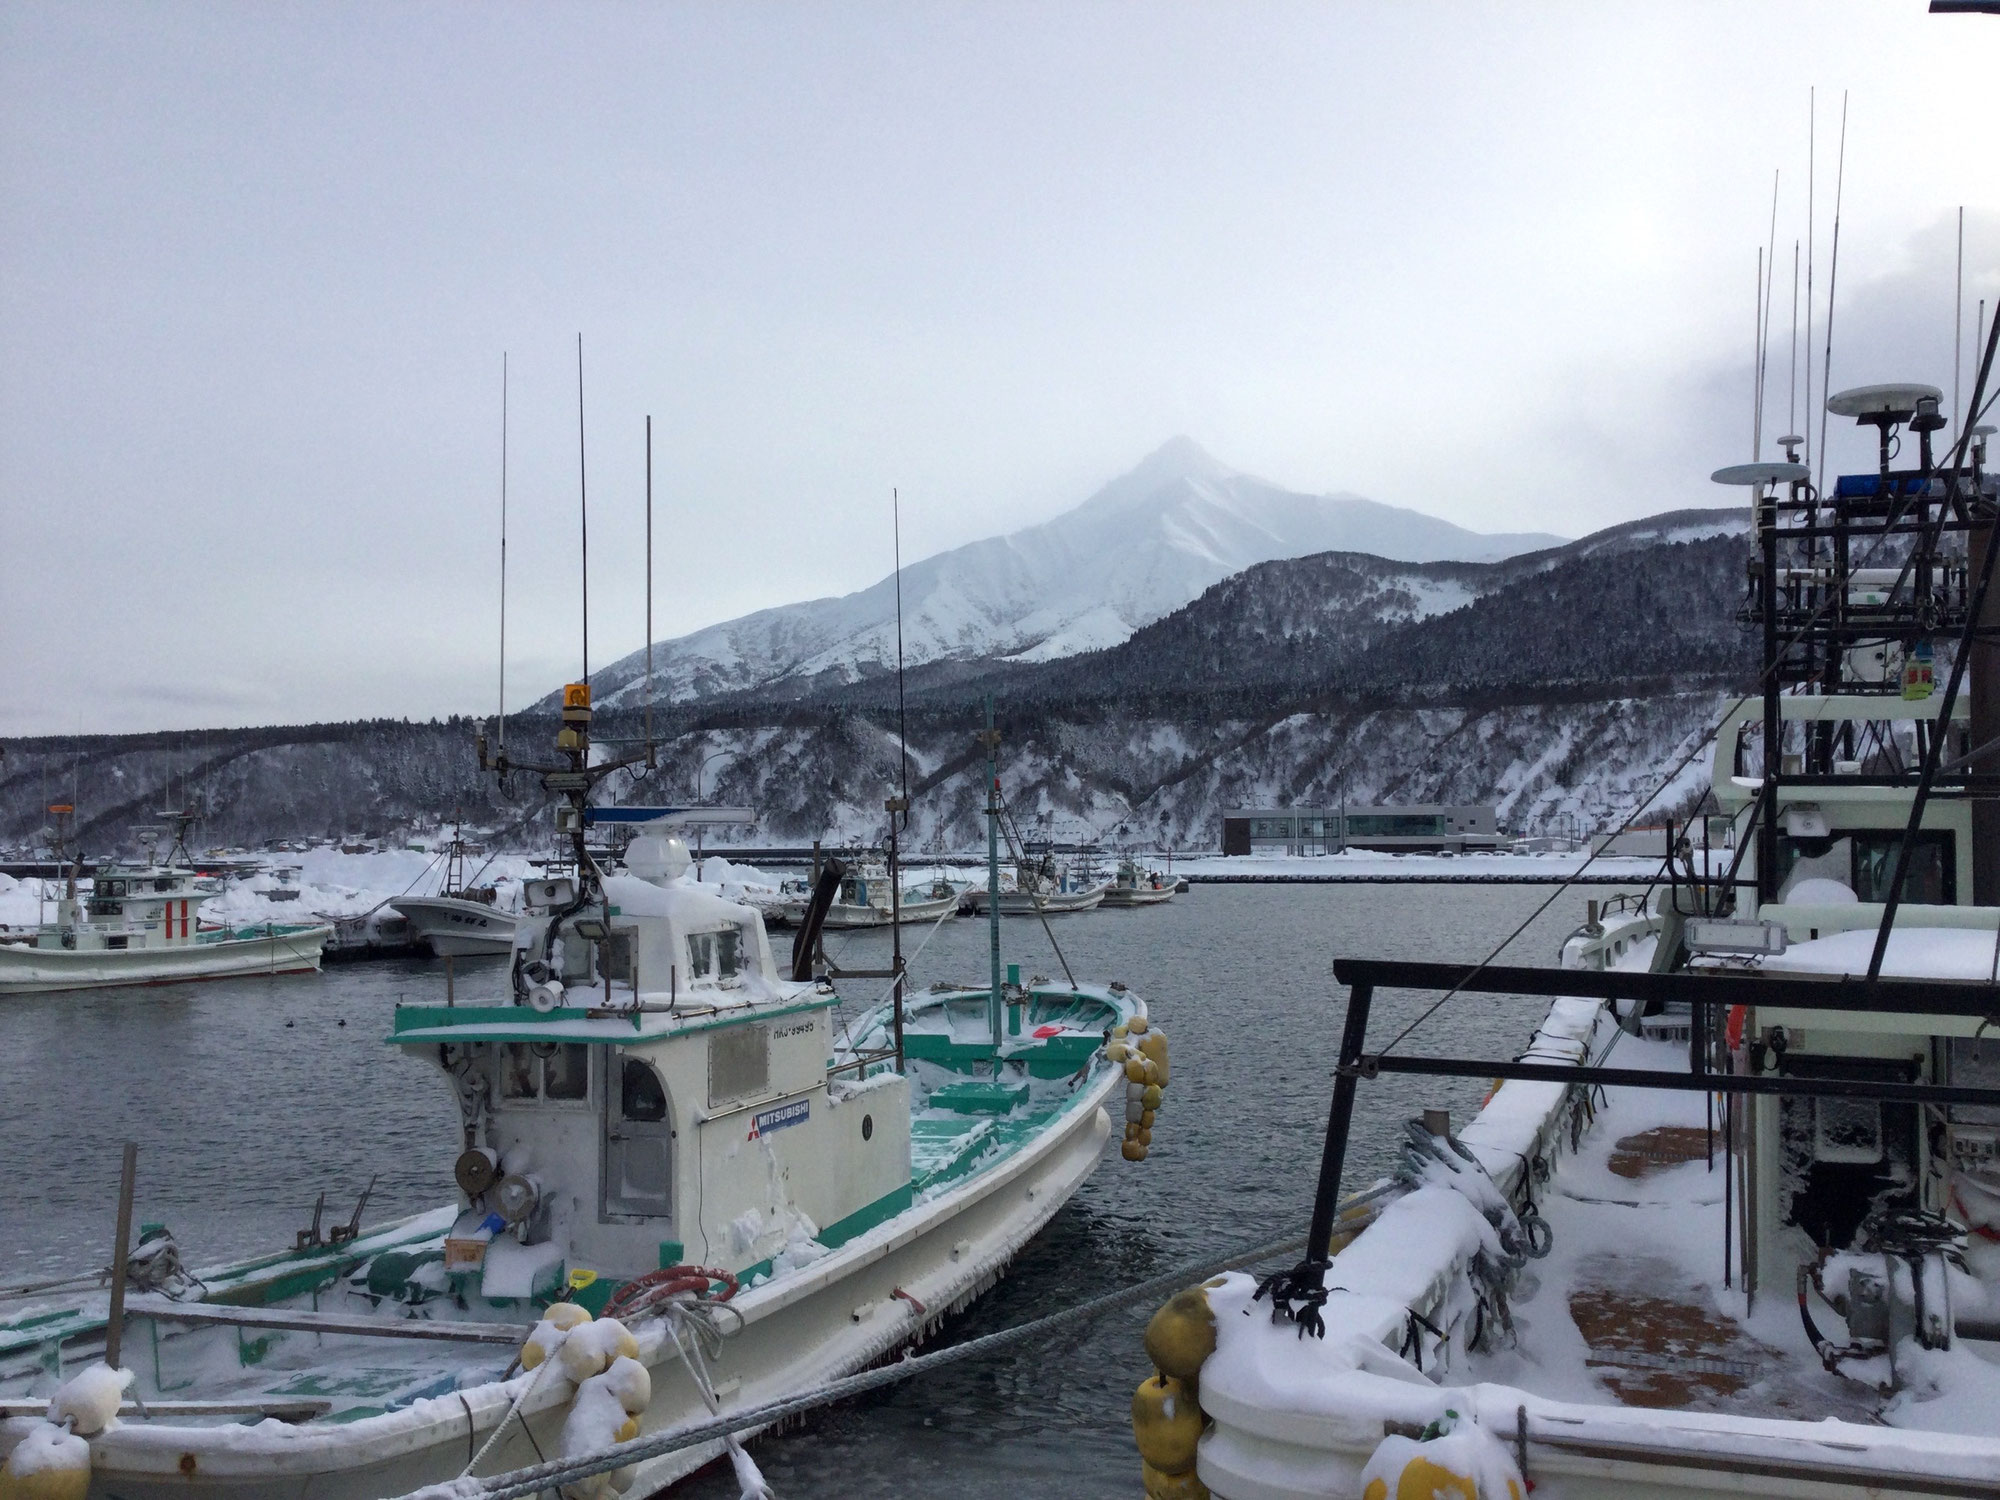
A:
[
  {"left": 1141, "top": 1458, "right": 1210, "bottom": 1500},
  {"left": 1142, "top": 1084, "right": 1163, "bottom": 1109},
  {"left": 1127, "top": 1014, "right": 1149, "bottom": 1034},
  {"left": 1389, "top": 1455, "right": 1477, "bottom": 1500},
  {"left": 1122, "top": 1140, "right": 1147, "bottom": 1161},
  {"left": 1143, "top": 1287, "right": 1217, "bottom": 1382},
  {"left": 0, "top": 1423, "right": 92, "bottom": 1500},
  {"left": 1140, "top": 1108, "right": 1156, "bottom": 1129},
  {"left": 1124, "top": 1058, "right": 1148, "bottom": 1083},
  {"left": 1138, "top": 1127, "right": 1152, "bottom": 1145},
  {"left": 1327, "top": 1201, "right": 1373, "bottom": 1256},
  {"left": 1130, "top": 1374, "right": 1202, "bottom": 1474},
  {"left": 546, "top": 1302, "right": 593, "bottom": 1331},
  {"left": 613, "top": 1415, "right": 639, "bottom": 1444},
  {"left": 1107, "top": 1042, "right": 1129, "bottom": 1063}
]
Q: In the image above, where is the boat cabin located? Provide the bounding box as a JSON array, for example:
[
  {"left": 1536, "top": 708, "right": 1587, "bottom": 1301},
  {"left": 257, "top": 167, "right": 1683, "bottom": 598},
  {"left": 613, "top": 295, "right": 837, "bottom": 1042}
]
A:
[
  {"left": 34, "top": 863, "right": 208, "bottom": 951},
  {"left": 389, "top": 840, "right": 915, "bottom": 1306}
]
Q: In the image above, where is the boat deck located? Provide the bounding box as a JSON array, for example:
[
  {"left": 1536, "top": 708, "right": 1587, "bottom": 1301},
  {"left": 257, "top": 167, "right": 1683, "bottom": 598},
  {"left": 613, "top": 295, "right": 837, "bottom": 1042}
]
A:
[{"left": 1466, "top": 1036, "right": 2000, "bottom": 1433}]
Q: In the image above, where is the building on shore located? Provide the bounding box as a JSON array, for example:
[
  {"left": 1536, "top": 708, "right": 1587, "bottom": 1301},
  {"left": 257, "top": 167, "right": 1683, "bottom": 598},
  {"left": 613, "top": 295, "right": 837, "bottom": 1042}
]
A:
[{"left": 1220, "top": 804, "right": 1498, "bottom": 856}]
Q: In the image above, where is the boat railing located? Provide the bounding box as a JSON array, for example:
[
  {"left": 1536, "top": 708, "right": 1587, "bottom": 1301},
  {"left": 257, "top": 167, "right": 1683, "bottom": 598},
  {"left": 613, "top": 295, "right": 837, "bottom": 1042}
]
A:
[{"left": 1257, "top": 958, "right": 2000, "bottom": 1337}]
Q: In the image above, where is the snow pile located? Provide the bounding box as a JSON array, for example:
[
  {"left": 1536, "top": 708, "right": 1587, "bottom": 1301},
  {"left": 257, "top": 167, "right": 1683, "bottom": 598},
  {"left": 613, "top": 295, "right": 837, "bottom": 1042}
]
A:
[
  {"left": 0, "top": 872, "right": 51, "bottom": 928},
  {"left": 1754, "top": 925, "right": 2000, "bottom": 982}
]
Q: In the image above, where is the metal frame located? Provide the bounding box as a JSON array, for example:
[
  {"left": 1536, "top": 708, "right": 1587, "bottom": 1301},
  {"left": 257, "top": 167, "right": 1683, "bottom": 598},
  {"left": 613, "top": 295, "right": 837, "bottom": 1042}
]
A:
[{"left": 1258, "top": 959, "right": 2000, "bottom": 1335}]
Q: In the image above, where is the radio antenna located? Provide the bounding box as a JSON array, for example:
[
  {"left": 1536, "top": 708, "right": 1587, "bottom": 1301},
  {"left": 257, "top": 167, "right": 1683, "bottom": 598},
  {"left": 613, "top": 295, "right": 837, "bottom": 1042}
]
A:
[
  {"left": 577, "top": 333, "right": 590, "bottom": 688},
  {"left": 1753, "top": 247, "right": 1765, "bottom": 458},
  {"left": 1756, "top": 170, "right": 1778, "bottom": 459},
  {"left": 893, "top": 487, "right": 909, "bottom": 811},
  {"left": 1813, "top": 92, "right": 1848, "bottom": 501},
  {"left": 1788, "top": 239, "right": 1800, "bottom": 440},
  {"left": 1804, "top": 89, "right": 1816, "bottom": 469},
  {"left": 498, "top": 353, "right": 508, "bottom": 756},
  {"left": 1955, "top": 206, "right": 1965, "bottom": 433},
  {"left": 645, "top": 415, "right": 655, "bottom": 767}
]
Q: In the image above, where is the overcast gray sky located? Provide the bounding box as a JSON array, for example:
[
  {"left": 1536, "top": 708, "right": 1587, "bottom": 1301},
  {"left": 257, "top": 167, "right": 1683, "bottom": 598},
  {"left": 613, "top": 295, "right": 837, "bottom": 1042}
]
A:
[{"left": 3, "top": 2, "right": 1995, "bottom": 735}]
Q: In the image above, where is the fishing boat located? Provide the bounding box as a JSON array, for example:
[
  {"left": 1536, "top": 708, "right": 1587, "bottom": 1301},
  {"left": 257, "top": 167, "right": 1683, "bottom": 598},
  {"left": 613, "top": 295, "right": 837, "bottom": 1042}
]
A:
[
  {"left": 391, "top": 829, "right": 516, "bottom": 958},
  {"left": 769, "top": 864, "right": 960, "bottom": 929},
  {"left": 1099, "top": 857, "right": 1176, "bottom": 908},
  {"left": 0, "top": 852, "right": 329, "bottom": 997},
  {"left": 0, "top": 686, "right": 1156, "bottom": 1499},
  {"left": 964, "top": 853, "right": 1109, "bottom": 915},
  {"left": 1127, "top": 383, "right": 2000, "bottom": 1497}
]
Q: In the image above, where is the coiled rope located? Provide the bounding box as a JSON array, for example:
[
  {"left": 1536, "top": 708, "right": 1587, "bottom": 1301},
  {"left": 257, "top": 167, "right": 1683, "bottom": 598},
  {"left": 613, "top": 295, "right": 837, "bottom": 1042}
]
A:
[{"left": 391, "top": 1227, "right": 1307, "bottom": 1500}]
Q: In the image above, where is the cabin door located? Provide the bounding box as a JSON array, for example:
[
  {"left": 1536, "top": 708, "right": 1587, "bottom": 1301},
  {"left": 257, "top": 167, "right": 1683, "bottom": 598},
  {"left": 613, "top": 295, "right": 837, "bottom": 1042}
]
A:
[{"left": 603, "top": 1054, "right": 673, "bottom": 1219}]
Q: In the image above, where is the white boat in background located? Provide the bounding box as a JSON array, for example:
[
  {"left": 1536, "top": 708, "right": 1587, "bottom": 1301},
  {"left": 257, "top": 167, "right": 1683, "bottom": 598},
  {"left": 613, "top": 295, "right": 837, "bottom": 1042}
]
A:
[
  {"left": 391, "top": 829, "right": 517, "bottom": 957},
  {"left": 768, "top": 866, "right": 960, "bottom": 928},
  {"left": 1099, "top": 857, "right": 1176, "bottom": 908},
  {"left": 964, "top": 855, "right": 1108, "bottom": 915},
  {"left": 0, "top": 861, "right": 328, "bottom": 995}
]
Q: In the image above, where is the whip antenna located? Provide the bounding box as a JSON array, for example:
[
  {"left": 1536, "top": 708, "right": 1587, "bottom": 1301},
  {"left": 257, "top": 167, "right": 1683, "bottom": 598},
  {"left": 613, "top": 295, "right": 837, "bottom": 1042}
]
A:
[
  {"left": 894, "top": 488, "right": 909, "bottom": 811},
  {"left": 499, "top": 352, "right": 508, "bottom": 757},
  {"left": 1955, "top": 206, "right": 1965, "bottom": 433},
  {"left": 577, "top": 333, "right": 589, "bottom": 688},
  {"left": 1814, "top": 92, "right": 1848, "bottom": 500},
  {"left": 645, "top": 415, "right": 654, "bottom": 766}
]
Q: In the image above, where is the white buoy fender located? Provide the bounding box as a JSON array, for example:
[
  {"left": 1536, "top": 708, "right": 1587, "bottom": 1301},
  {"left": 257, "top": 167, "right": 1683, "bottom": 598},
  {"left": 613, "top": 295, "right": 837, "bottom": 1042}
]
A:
[{"left": 47, "top": 1364, "right": 132, "bottom": 1436}]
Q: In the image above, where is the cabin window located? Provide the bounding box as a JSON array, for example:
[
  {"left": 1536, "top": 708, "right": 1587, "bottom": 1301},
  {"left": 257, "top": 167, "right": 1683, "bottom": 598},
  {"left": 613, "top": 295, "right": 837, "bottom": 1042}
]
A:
[
  {"left": 502, "top": 1044, "right": 541, "bottom": 1099},
  {"left": 501, "top": 1042, "right": 591, "bottom": 1102},
  {"left": 688, "top": 927, "right": 744, "bottom": 983},
  {"left": 103, "top": 881, "right": 127, "bottom": 897},
  {"left": 621, "top": 1058, "right": 668, "bottom": 1122},
  {"left": 1813, "top": 1097, "right": 1884, "bottom": 1164},
  {"left": 106, "top": 935, "right": 128, "bottom": 950},
  {"left": 708, "top": 1023, "right": 769, "bottom": 1107},
  {"left": 601, "top": 930, "right": 635, "bottom": 984},
  {"left": 1851, "top": 831, "right": 1955, "bottom": 905},
  {"left": 87, "top": 901, "right": 122, "bottom": 917},
  {"left": 543, "top": 1043, "right": 589, "bottom": 1100},
  {"left": 154, "top": 878, "right": 175, "bottom": 892}
]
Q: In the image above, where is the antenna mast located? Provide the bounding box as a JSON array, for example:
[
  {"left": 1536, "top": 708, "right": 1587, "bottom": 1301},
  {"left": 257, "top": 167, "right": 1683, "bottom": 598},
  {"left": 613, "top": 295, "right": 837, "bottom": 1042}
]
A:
[
  {"left": 1955, "top": 206, "right": 1965, "bottom": 434},
  {"left": 645, "top": 415, "right": 655, "bottom": 767},
  {"left": 499, "top": 353, "right": 508, "bottom": 756},
  {"left": 1814, "top": 93, "right": 1848, "bottom": 501},
  {"left": 577, "top": 334, "right": 590, "bottom": 688}
]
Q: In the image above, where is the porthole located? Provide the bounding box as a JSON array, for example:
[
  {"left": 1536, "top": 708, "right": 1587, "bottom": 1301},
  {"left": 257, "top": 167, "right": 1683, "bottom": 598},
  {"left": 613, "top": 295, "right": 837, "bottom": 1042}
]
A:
[{"left": 862, "top": 1114, "right": 874, "bottom": 1141}]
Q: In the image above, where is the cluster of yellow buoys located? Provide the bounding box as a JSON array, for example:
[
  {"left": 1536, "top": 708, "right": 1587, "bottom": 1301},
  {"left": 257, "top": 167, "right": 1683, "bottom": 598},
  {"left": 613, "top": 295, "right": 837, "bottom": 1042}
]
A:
[
  {"left": 519, "top": 1303, "right": 653, "bottom": 1498},
  {"left": 1130, "top": 1281, "right": 1221, "bottom": 1500},
  {"left": 0, "top": 1363, "right": 130, "bottom": 1500},
  {"left": 1107, "top": 1015, "right": 1171, "bottom": 1161}
]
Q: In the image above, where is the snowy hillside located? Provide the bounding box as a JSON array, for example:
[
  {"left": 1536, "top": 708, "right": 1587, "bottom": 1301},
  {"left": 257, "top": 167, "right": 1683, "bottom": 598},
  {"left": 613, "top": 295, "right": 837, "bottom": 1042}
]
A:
[{"left": 578, "top": 438, "right": 1564, "bottom": 706}]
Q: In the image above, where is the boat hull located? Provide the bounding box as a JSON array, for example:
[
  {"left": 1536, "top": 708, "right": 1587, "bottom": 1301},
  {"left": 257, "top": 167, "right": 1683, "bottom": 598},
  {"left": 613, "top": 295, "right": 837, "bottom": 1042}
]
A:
[
  {"left": 965, "top": 885, "right": 1107, "bottom": 914},
  {"left": 389, "top": 896, "right": 518, "bottom": 956},
  {"left": 770, "top": 892, "right": 959, "bottom": 929},
  {"left": 0, "top": 928, "right": 330, "bottom": 996},
  {"left": 58, "top": 1071, "right": 1119, "bottom": 1499},
  {"left": 1099, "top": 884, "right": 1175, "bottom": 907}
]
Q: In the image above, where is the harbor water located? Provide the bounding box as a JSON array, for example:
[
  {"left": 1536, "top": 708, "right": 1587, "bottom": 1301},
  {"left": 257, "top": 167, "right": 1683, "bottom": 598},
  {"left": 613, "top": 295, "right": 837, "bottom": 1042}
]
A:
[{"left": 0, "top": 882, "right": 1597, "bottom": 1496}]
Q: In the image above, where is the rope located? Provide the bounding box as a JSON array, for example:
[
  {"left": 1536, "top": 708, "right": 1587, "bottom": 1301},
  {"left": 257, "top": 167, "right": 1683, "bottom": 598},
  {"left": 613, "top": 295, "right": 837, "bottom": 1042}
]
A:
[{"left": 395, "top": 1227, "right": 1307, "bottom": 1500}]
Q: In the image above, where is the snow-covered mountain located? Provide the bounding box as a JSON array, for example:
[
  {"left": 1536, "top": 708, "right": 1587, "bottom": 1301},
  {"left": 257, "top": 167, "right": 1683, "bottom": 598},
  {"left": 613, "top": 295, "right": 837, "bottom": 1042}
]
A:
[{"left": 581, "top": 438, "right": 1564, "bottom": 707}]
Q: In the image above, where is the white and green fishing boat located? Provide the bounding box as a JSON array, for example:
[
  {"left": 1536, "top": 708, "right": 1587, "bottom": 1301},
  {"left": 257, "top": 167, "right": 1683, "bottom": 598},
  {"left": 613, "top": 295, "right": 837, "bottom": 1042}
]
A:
[
  {"left": 0, "top": 686, "right": 1155, "bottom": 1499},
  {"left": 0, "top": 858, "right": 328, "bottom": 997}
]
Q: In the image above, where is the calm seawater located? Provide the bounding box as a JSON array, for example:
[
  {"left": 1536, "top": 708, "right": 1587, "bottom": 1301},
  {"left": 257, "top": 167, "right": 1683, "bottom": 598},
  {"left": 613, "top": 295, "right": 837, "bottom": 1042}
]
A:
[{"left": 0, "top": 884, "right": 1599, "bottom": 1496}]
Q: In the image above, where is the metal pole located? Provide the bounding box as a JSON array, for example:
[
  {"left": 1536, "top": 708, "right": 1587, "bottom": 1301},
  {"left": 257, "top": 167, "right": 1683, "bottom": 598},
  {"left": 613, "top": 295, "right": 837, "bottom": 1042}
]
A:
[
  {"left": 105, "top": 1142, "right": 137, "bottom": 1370},
  {"left": 984, "top": 695, "right": 1002, "bottom": 1046},
  {"left": 1302, "top": 983, "right": 1375, "bottom": 1282}
]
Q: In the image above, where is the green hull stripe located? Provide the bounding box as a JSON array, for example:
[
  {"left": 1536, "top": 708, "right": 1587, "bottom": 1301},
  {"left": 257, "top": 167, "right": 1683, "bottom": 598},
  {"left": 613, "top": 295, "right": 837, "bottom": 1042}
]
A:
[{"left": 733, "top": 1181, "right": 916, "bottom": 1284}]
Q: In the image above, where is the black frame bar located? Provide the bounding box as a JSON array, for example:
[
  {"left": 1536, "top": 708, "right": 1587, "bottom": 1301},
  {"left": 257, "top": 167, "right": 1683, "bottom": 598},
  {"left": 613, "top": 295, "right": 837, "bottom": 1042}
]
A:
[{"left": 1259, "top": 958, "right": 2000, "bottom": 1335}]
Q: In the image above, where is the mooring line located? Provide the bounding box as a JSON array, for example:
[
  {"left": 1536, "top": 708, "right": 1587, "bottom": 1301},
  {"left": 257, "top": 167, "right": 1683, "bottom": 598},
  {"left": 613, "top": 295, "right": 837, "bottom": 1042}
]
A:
[{"left": 391, "top": 1227, "right": 1305, "bottom": 1500}]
